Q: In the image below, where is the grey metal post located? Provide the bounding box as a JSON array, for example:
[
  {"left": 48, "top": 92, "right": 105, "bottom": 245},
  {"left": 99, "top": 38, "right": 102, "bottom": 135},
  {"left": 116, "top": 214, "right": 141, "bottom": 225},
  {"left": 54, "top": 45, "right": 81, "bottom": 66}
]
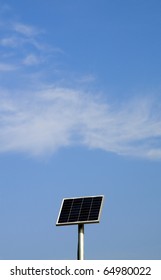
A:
[{"left": 77, "top": 224, "right": 84, "bottom": 260}]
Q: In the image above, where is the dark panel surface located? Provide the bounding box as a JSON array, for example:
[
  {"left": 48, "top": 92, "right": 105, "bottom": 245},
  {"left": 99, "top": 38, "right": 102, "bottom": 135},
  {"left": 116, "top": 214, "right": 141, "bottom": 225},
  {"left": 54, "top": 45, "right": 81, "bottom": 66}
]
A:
[{"left": 56, "top": 195, "right": 103, "bottom": 226}]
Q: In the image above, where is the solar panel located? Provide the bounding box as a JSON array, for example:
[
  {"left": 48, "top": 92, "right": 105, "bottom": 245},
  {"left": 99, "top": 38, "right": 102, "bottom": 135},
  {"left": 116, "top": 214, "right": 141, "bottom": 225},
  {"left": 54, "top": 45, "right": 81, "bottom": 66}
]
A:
[{"left": 56, "top": 195, "right": 104, "bottom": 226}]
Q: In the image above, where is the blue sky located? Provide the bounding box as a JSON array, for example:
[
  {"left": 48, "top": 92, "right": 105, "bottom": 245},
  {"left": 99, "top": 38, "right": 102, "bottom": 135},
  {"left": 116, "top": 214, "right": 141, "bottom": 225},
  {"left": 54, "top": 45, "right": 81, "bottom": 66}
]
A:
[{"left": 0, "top": 0, "right": 161, "bottom": 260}]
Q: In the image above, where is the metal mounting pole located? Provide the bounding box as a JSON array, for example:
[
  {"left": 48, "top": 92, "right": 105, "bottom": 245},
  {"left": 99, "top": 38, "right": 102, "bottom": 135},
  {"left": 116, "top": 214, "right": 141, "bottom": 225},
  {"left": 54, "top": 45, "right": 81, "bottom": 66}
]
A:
[{"left": 77, "top": 224, "right": 84, "bottom": 260}]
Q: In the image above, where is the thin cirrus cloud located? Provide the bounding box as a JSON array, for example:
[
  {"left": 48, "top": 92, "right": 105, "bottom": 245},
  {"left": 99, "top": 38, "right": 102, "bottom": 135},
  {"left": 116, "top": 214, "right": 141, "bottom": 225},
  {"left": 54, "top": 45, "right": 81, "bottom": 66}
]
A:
[
  {"left": 0, "top": 86, "right": 161, "bottom": 160},
  {"left": 0, "top": 22, "right": 40, "bottom": 47},
  {"left": 0, "top": 18, "right": 161, "bottom": 160},
  {"left": 13, "top": 22, "right": 41, "bottom": 37},
  {"left": 0, "top": 62, "right": 17, "bottom": 71},
  {"left": 0, "top": 36, "right": 20, "bottom": 48},
  {"left": 0, "top": 19, "right": 52, "bottom": 71},
  {"left": 22, "top": 54, "right": 42, "bottom": 66}
]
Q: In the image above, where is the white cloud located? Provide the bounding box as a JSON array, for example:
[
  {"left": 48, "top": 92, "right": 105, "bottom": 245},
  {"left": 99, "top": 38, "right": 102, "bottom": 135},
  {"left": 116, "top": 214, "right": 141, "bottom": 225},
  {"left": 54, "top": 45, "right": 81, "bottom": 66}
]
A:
[
  {"left": 0, "top": 18, "right": 161, "bottom": 160},
  {"left": 0, "top": 19, "right": 58, "bottom": 73},
  {"left": 0, "top": 62, "right": 17, "bottom": 71},
  {"left": 23, "top": 54, "right": 41, "bottom": 66},
  {"left": 0, "top": 86, "right": 161, "bottom": 159},
  {"left": 0, "top": 36, "right": 24, "bottom": 48},
  {"left": 13, "top": 23, "right": 40, "bottom": 37}
]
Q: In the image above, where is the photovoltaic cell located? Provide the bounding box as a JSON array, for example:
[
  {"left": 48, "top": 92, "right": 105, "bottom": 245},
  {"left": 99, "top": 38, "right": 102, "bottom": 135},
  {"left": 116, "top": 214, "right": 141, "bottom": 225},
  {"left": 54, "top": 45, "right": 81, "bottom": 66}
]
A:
[{"left": 56, "top": 195, "right": 104, "bottom": 226}]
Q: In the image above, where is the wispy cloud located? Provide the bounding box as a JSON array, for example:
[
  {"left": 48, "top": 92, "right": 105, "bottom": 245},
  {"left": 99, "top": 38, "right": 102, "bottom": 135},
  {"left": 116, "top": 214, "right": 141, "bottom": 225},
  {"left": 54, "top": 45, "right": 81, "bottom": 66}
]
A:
[
  {"left": 22, "top": 54, "right": 41, "bottom": 66},
  {"left": 0, "top": 62, "right": 17, "bottom": 71},
  {"left": 0, "top": 16, "right": 161, "bottom": 160},
  {"left": 0, "top": 19, "right": 55, "bottom": 72},
  {"left": 0, "top": 36, "right": 19, "bottom": 48},
  {"left": 0, "top": 86, "right": 161, "bottom": 159},
  {"left": 13, "top": 22, "right": 41, "bottom": 37}
]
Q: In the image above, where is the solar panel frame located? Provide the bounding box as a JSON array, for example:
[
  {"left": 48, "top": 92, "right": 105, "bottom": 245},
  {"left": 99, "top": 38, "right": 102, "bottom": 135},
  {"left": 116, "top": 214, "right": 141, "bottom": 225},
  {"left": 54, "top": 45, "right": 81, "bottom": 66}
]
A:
[{"left": 56, "top": 195, "right": 104, "bottom": 226}]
